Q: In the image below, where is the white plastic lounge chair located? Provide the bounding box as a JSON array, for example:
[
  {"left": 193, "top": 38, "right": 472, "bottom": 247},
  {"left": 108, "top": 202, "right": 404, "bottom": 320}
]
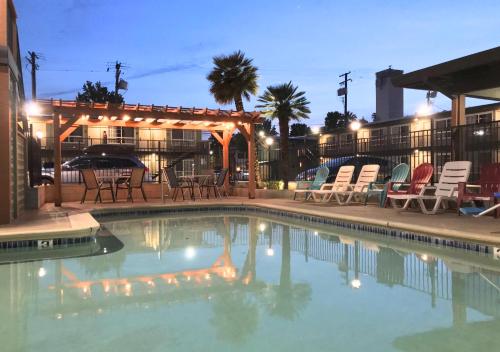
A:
[
  {"left": 309, "top": 165, "right": 355, "bottom": 202},
  {"left": 293, "top": 166, "right": 329, "bottom": 200},
  {"left": 312, "top": 164, "right": 378, "bottom": 204},
  {"left": 389, "top": 161, "right": 471, "bottom": 215}
]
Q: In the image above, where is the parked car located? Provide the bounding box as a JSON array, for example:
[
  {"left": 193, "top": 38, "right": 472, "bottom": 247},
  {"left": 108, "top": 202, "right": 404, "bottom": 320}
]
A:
[
  {"left": 296, "top": 155, "right": 395, "bottom": 183},
  {"left": 41, "top": 154, "right": 153, "bottom": 184}
]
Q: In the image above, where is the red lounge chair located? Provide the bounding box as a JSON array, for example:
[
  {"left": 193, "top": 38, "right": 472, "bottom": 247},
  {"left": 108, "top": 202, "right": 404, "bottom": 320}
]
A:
[
  {"left": 458, "top": 163, "right": 500, "bottom": 218},
  {"left": 385, "top": 163, "right": 434, "bottom": 208}
]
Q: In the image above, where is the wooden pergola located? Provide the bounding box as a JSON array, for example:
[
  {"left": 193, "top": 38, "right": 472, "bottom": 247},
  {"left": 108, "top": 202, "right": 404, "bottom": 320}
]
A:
[{"left": 36, "top": 99, "right": 263, "bottom": 205}]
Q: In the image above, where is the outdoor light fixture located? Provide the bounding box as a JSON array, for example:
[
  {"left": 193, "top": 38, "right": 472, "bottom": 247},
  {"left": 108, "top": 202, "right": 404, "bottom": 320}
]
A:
[
  {"left": 474, "top": 130, "right": 485, "bottom": 136},
  {"left": 416, "top": 103, "right": 432, "bottom": 117},
  {"left": 98, "top": 115, "right": 104, "bottom": 120},
  {"left": 36, "top": 131, "right": 43, "bottom": 139},
  {"left": 258, "top": 130, "right": 265, "bottom": 138},
  {"left": 311, "top": 126, "right": 321, "bottom": 134},
  {"left": 25, "top": 101, "right": 41, "bottom": 116},
  {"left": 146, "top": 118, "right": 155, "bottom": 123},
  {"left": 266, "top": 248, "right": 275, "bottom": 256},
  {"left": 122, "top": 115, "right": 131, "bottom": 121},
  {"left": 349, "top": 120, "right": 361, "bottom": 131},
  {"left": 134, "top": 117, "right": 143, "bottom": 122},
  {"left": 259, "top": 223, "right": 266, "bottom": 232},
  {"left": 236, "top": 166, "right": 241, "bottom": 172},
  {"left": 209, "top": 150, "right": 213, "bottom": 155},
  {"left": 265, "top": 137, "right": 274, "bottom": 146},
  {"left": 110, "top": 116, "right": 117, "bottom": 121}
]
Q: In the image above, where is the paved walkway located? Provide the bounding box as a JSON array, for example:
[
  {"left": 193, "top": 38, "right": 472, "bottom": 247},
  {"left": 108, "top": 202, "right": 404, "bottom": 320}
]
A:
[{"left": 1, "top": 197, "right": 499, "bottom": 245}]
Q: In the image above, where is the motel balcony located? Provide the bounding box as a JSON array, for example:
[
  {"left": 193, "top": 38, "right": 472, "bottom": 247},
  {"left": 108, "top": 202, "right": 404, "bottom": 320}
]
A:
[{"left": 39, "top": 136, "right": 209, "bottom": 155}]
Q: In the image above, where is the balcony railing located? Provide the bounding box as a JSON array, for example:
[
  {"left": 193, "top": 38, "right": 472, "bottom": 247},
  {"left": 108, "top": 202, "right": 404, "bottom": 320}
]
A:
[{"left": 39, "top": 137, "right": 208, "bottom": 154}]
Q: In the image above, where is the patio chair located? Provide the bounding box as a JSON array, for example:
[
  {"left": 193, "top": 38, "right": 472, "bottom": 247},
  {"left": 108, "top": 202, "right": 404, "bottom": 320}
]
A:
[
  {"left": 385, "top": 163, "right": 434, "bottom": 208},
  {"left": 468, "top": 192, "right": 500, "bottom": 217},
  {"left": 201, "top": 168, "right": 229, "bottom": 198},
  {"left": 165, "top": 167, "right": 192, "bottom": 201},
  {"left": 363, "top": 163, "right": 410, "bottom": 207},
  {"left": 389, "top": 161, "right": 471, "bottom": 215},
  {"left": 309, "top": 165, "right": 355, "bottom": 202},
  {"left": 80, "top": 168, "right": 114, "bottom": 203},
  {"left": 115, "top": 167, "right": 147, "bottom": 202},
  {"left": 293, "top": 166, "right": 330, "bottom": 200},
  {"left": 457, "top": 163, "right": 500, "bottom": 217},
  {"left": 312, "top": 164, "right": 379, "bottom": 204}
]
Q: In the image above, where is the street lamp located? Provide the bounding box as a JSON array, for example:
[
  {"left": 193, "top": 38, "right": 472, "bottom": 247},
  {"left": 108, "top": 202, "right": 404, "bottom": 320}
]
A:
[
  {"left": 265, "top": 137, "right": 274, "bottom": 180},
  {"left": 349, "top": 120, "right": 361, "bottom": 155}
]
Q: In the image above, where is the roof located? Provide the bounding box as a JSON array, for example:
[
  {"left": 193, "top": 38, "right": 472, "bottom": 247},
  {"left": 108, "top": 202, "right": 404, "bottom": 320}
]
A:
[
  {"left": 35, "top": 99, "right": 262, "bottom": 131},
  {"left": 392, "top": 46, "right": 500, "bottom": 100},
  {"left": 320, "top": 102, "right": 500, "bottom": 135}
]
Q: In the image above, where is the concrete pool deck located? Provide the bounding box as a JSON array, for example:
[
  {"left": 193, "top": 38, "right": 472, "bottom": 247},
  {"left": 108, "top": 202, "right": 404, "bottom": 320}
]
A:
[{"left": 1, "top": 197, "right": 499, "bottom": 245}]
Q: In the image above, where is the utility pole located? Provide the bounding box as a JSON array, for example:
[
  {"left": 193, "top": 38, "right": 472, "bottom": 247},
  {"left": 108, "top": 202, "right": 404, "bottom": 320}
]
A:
[
  {"left": 338, "top": 71, "right": 352, "bottom": 117},
  {"left": 26, "top": 51, "right": 40, "bottom": 100},
  {"left": 113, "top": 61, "right": 122, "bottom": 95}
]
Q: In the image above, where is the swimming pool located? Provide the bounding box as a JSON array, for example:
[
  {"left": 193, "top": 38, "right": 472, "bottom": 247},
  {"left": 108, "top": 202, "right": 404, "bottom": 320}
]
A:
[{"left": 1, "top": 211, "right": 499, "bottom": 351}]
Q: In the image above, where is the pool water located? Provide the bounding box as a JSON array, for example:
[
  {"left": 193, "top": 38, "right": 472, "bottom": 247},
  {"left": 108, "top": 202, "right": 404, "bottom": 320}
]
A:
[{"left": 1, "top": 213, "right": 499, "bottom": 352}]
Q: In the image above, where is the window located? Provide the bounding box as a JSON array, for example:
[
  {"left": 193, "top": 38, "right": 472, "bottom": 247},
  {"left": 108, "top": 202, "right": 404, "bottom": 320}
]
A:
[
  {"left": 370, "top": 128, "right": 385, "bottom": 147},
  {"left": 69, "top": 158, "right": 91, "bottom": 169},
  {"left": 92, "top": 158, "right": 115, "bottom": 169},
  {"left": 466, "top": 113, "right": 492, "bottom": 125},
  {"left": 109, "top": 127, "right": 134, "bottom": 144},
  {"left": 340, "top": 133, "right": 353, "bottom": 146},
  {"left": 171, "top": 129, "right": 183, "bottom": 140},
  {"left": 390, "top": 125, "right": 410, "bottom": 145},
  {"left": 434, "top": 118, "right": 451, "bottom": 130},
  {"left": 175, "top": 159, "right": 195, "bottom": 176}
]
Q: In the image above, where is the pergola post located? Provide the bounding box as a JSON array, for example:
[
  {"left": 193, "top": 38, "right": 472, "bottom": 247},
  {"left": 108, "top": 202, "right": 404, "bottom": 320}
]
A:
[
  {"left": 247, "top": 123, "right": 256, "bottom": 199},
  {"left": 53, "top": 113, "right": 62, "bottom": 207},
  {"left": 451, "top": 94, "right": 465, "bottom": 126},
  {"left": 222, "top": 129, "right": 232, "bottom": 193}
]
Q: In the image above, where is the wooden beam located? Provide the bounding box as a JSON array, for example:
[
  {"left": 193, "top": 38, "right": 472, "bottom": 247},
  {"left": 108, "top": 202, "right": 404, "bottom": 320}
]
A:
[
  {"left": 237, "top": 124, "right": 250, "bottom": 141},
  {"left": 247, "top": 123, "right": 256, "bottom": 199},
  {"left": 59, "top": 115, "right": 81, "bottom": 141},
  {"left": 211, "top": 131, "right": 223, "bottom": 145},
  {"left": 40, "top": 105, "right": 262, "bottom": 124},
  {"left": 53, "top": 114, "right": 62, "bottom": 207},
  {"left": 222, "top": 129, "right": 232, "bottom": 192},
  {"left": 451, "top": 94, "right": 466, "bottom": 127}
]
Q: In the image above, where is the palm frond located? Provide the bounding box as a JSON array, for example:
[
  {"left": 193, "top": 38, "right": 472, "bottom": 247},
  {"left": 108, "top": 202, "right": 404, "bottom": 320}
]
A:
[{"left": 207, "top": 50, "right": 259, "bottom": 109}]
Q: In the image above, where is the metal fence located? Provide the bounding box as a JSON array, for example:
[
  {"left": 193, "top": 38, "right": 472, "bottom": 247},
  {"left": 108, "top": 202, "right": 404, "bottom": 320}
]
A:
[
  {"left": 317, "top": 120, "right": 500, "bottom": 182},
  {"left": 33, "top": 137, "right": 211, "bottom": 184}
]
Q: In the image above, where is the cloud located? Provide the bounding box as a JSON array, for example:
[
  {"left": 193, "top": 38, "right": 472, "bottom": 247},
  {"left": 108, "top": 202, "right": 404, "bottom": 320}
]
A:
[{"left": 126, "top": 63, "right": 200, "bottom": 80}]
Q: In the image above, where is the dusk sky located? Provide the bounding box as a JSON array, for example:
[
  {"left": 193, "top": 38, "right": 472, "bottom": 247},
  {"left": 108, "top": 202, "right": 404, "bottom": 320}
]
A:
[{"left": 16, "top": 0, "right": 500, "bottom": 126}]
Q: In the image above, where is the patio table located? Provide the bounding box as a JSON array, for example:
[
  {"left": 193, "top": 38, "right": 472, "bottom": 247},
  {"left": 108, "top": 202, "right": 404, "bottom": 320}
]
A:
[
  {"left": 179, "top": 174, "right": 213, "bottom": 200},
  {"left": 96, "top": 174, "right": 130, "bottom": 202}
]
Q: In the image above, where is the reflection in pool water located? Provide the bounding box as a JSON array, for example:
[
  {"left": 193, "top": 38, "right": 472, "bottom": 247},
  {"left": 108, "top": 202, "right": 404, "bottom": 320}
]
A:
[{"left": 0, "top": 213, "right": 499, "bottom": 351}]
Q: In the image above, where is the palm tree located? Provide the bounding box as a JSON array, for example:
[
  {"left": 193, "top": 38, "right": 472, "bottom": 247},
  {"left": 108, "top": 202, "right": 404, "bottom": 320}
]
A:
[
  {"left": 207, "top": 50, "right": 258, "bottom": 111},
  {"left": 256, "top": 82, "right": 310, "bottom": 189},
  {"left": 207, "top": 51, "right": 261, "bottom": 183}
]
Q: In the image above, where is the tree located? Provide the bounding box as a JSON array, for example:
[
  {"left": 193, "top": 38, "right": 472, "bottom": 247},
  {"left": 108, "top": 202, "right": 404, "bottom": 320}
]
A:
[
  {"left": 207, "top": 50, "right": 258, "bottom": 111},
  {"left": 76, "top": 81, "right": 124, "bottom": 103},
  {"left": 324, "top": 110, "right": 357, "bottom": 131},
  {"left": 289, "top": 123, "right": 311, "bottom": 137},
  {"left": 256, "top": 81, "right": 310, "bottom": 189},
  {"left": 207, "top": 50, "right": 261, "bottom": 183},
  {"left": 257, "top": 118, "right": 278, "bottom": 136}
]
